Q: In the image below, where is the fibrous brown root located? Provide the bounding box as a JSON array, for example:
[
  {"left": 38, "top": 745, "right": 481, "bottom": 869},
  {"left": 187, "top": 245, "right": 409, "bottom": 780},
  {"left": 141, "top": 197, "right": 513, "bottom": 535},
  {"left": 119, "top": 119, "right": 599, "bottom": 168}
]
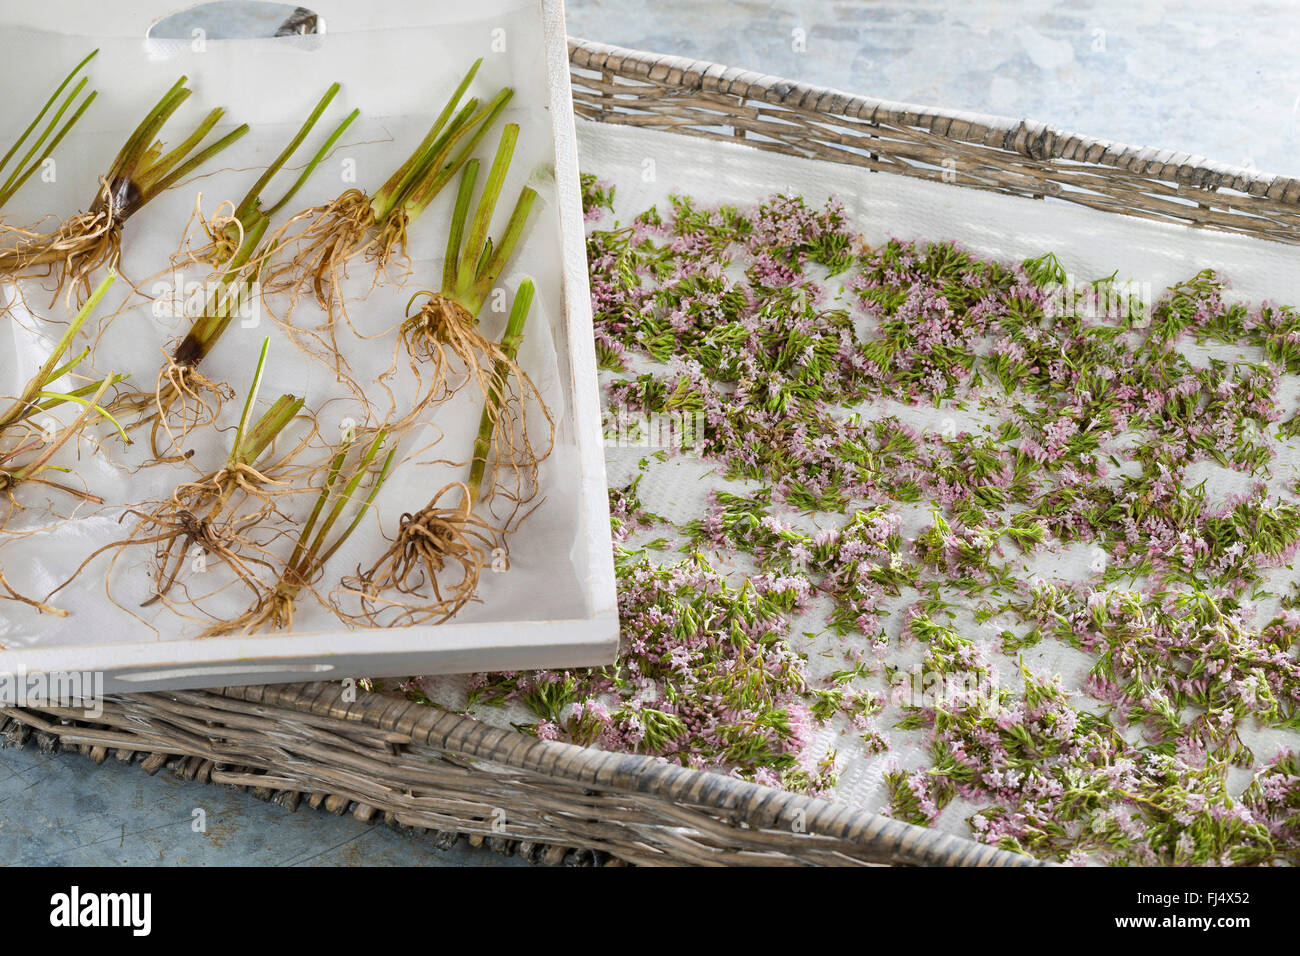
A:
[
  {"left": 368, "top": 210, "right": 409, "bottom": 272},
  {"left": 144, "top": 463, "right": 299, "bottom": 600},
  {"left": 141, "top": 506, "right": 280, "bottom": 609},
  {"left": 185, "top": 461, "right": 288, "bottom": 507},
  {"left": 168, "top": 194, "right": 284, "bottom": 284},
  {"left": 0, "top": 471, "right": 103, "bottom": 523},
  {"left": 261, "top": 191, "right": 411, "bottom": 389},
  {"left": 396, "top": 294, "right": 490, "bottom": 406},
  {"left": 265, "top": 189, "right": 373, "bottom": 305},
  {"left": 201, "top": 576, "right": 302, "bottom": 637},
  {"left": 0, "top": 566, "right": 67, "bottom": 616},
  {"left": 46, "top": 417, "right": 318, "bottom": 615},
  {"left": 184, "top": 195, "right": 242, "bottom": 267},
  {"left": 112, "top": 353, "right": 234, "bottom": 461},
  {"left": 0, "top": 180, "right": 122, "bottom": 308},
  {"left": 0, "top": 219, "right": 50, "bottom": 257},
  {"left": 394, "top": 293, "right": 555, "bottom": 505},
  {"left": 47, "top": 499, "right": 277, "bottom": 616},
  {"left": 335, "top": 481, "right": 501, "bottom": 627}
]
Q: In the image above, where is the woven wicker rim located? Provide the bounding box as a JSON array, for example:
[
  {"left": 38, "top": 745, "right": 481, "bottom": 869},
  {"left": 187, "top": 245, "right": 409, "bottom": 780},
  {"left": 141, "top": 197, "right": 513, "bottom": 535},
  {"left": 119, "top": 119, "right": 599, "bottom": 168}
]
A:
[
  {"left": 226, "top": 683, "right": 1039, "bottom": 865},
  {"left": 570, "top": 38, "right": 1300, "bottom": 200}
]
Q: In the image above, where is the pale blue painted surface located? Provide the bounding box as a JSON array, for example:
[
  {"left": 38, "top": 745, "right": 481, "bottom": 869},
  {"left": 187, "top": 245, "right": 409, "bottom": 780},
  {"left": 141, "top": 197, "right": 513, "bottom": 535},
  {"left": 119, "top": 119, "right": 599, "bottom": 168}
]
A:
[{"left": 0, "top": 739, "right": 526, "bottom": 865}]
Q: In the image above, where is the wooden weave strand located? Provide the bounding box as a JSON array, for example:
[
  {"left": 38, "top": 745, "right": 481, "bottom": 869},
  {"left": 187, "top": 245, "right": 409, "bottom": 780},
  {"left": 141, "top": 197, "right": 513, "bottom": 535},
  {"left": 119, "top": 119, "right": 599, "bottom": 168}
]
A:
[
  {"left": 569, "top": 38, "right": 1300, "bottom": 243},
  {"left": 1, "top": 682, "right": 1037, "bottom": 866}
]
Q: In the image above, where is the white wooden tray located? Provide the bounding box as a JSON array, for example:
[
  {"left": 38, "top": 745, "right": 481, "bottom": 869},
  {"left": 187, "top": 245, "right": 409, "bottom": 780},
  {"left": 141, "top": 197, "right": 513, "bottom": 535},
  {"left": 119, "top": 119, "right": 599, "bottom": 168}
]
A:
[{"left": 0, "top": 0, "right": 617, "bottom": 693}]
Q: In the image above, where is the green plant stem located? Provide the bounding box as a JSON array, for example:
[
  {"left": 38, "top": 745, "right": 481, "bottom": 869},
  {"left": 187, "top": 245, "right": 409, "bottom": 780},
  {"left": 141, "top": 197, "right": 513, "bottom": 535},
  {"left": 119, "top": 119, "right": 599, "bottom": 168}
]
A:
[
  {"left": 285, "top": 430, "right": 394, "bottom": 588},
  {"left": 317, "top": 448, "right": 395, "bottom": 568},
  {"left": 231, "top": 338, "right": 272, "bottom": 452},
  {"left": 235, "top": 394, "right": 303, "bottom": 467},
  {"left": 303, "top": 433, "right": 388, "bottom": 566},
  {"left": 441, "top": 160, "right": 478, "bottom": 293},
  {"left": 145, "top": 120, "right": 248, "bottom": 203},
  {"left": 172, "top": 215, "right": 271, "bottom": 367},
  {"left": 225, "top": 83, "right": 358, "bottom": 248},
  {"left": 399, "top": 87, "right": 514, "bottom": 226},
  {"left": 456, "top": 123, "right": 518, "bottom": 291},
  {"left": 176, "top": 87, "right": 356, "bottom": 360},
  {"left": 471, "top": 186, "right": 536, "bottom": 311},
  {"left": 291, "top": 448, "right": 349, "bottom": 572},
  {"left": 0, "top": 50, "right": 99, "bottom": 209},
  {"left": 33, "top": 388, "right": 129, "bottom": 443},
  {"left": 370, "top": 58, "right": 483, "bottom": 223},
  {"left": 9, "top": 375, "right": 117, "bottom": 483},
  {"left": 467, "top": 278, "right": 534, "bottom": 510},
  {"left": 134, "top": 105, "right": 225, "bottom": 193},
  {"left": 0, "top": 273, "right": 115, "bottom": 429},
  {"left": 107, "top": 78, "right": 185, "bottom": 182},
  {"left": 0, "top": 49, "right": 96, "bottom": 177},
  {"left": 437, "top": 124, "right": 537, "bottom": 318},
  {"left": 98, "top": 76, "right": 248, "bottom": 221},
  {"left": 263, "top": 108, "right": 358, "bottom": 221},
  {"left": 226, "top": 337, "right": 303, "bottom": 467},
  {"left": 22, "top": 373, "right": 130, "bottom": 420}
]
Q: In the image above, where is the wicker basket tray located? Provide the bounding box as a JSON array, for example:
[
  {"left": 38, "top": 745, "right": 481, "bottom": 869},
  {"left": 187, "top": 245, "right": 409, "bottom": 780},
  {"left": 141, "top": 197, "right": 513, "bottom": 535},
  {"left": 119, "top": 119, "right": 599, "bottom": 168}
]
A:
[{"left": 6, "top": 37, "right": 1297, "bottom": 868}]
